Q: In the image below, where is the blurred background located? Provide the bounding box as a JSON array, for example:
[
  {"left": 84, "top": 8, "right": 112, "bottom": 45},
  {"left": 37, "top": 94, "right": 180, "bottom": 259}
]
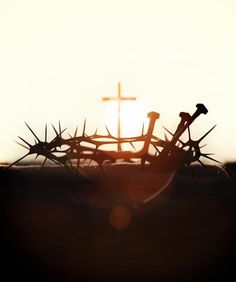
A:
[{"left": 0, "top": 0, "right": 236, "bottom": 163}]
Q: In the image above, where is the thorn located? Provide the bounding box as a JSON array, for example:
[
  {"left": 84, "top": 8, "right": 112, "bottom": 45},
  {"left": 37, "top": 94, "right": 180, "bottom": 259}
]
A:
[
  {"left": 197, "top": 159, "right": 205, "bottom": 166},
  {"left": 162, "top": 126, "right": 174, "bottom": 136},
  {"left": 14, "top": 141, "right": 29, "bottom": 150},
  {"left": 24, "top": 122, "right": 40, "bottom": 142},
  {"left": 200, "top": 144, "right": 207, "bottom": 149},
  {"left": 18, "top": 136, "right": 31, "bottom": 147},
  {"left": 59, "top": 121, "right": 61, "bottom": 136},
  {"left": 161, "top": 126, "right": 170, "bottom": 137},
  {"left": 53, "top": 128, "right": 66, "bottom": 142},
  {"left": 83, "top": 119, "right": 86, "bottom": 135},
  {"left": 162, "top": 126, "right": 184, "bottom": 144},
  {"left": 164, "top": 132, "right": 169, "bottom": 142},
  {"left": 198, "top": 125, "right": 217, "bottom": 143},
  {"left": 41, "top": 157, "right": 47, "bottom": 169},
  {"left": 45, "top": 124, "right": 47, "bottom": 143},
  {"left": 94, "top": 128, "right": 98, "bottom": 135},
  {"left": 35, "top": 154, "right": 39, "bottom": 160},
  {"left": 7, "top": 153, "right": 30, "bottom": 168},
  {"left": 51, "top": 123, "right": 59, "bottom": 136},
  {"left": 151, "top": 135, "right": 159, "bottom": 141},
  {"left": 187, "top": 126, "right": 191, "bottom": 140},
  {"left": 74, "top": 126, "right": 78, "bottom": 138},
  {"left": 61, "top": 128, "right": 67, "bottom": 135},
  {"left": 49, "top": 158, "right": 63, "bottom": 167},
  {"left": 130, "top": 141, "right": 136, "bottom": 150},
  {"left": 201, "top": 154, "right": 221, "bottom": 164},
  {"left": 141, "top": 122, "right": 145, "bottom": 135},
  {"left": 153, "top": 144, "right": 160, "bottom": 153},
  {"left": 105, "top": 125, "right": 112, "bottom": 136}
]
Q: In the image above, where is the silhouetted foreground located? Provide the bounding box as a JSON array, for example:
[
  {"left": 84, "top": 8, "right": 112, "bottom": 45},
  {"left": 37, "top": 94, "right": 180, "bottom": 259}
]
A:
[
  {"left": 1, "top": 164, "right": 236, "bottom": 282},
  {"left": 11, "top": 103, "right": 218, "bottom": 172}
]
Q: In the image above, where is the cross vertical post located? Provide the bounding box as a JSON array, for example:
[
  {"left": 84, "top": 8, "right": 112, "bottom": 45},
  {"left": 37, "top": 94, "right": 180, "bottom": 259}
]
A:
[
  {"left": 102, "top": 82, "right": 137, "bottom": 152},
  {"left": 117, "top": 82, "right": 121, "bottom": 152}
]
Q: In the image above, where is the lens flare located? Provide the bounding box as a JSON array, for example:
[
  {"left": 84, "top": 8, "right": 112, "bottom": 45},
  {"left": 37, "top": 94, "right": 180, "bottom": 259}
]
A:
[{"left": 109, "top": 205, "right": 132, "bottom": 230}]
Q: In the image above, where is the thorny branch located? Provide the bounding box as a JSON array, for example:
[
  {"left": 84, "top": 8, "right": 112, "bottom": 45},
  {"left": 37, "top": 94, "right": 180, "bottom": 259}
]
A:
[{"left": 9, "top": 104, "right": 219, "bottom": 172}]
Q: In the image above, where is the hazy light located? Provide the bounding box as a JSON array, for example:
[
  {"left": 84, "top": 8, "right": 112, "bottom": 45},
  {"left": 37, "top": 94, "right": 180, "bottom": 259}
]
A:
[
  {"left": 109, "top": 205, "right": 132, "bottom": 230},
  {"left": 103, "top": 99, "right": 149, "bottom": 135},
  {"left": 1, "top": 0, "right": 236, "bottom": 163}
]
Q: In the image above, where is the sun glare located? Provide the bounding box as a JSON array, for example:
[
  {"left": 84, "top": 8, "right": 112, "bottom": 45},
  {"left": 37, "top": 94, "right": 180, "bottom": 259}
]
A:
[{"left": 103, "top": 98, "right": 149, "bottom": 139}]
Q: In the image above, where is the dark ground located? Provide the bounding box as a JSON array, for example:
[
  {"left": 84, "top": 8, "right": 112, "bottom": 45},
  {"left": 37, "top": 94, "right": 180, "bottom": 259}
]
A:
[{"left": 1, "top": 164, "right": 236, "bottom": 282}]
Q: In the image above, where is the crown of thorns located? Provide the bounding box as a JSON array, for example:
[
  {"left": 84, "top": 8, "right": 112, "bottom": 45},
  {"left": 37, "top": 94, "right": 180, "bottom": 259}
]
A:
[{"left": 9, "top": 103, "right": 219, "bottom": 171}]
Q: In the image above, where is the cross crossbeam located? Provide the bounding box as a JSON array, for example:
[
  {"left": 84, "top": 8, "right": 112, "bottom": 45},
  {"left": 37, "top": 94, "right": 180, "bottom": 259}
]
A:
[{"left": 102, "top": 82, "right": 137, "bottom": 151}]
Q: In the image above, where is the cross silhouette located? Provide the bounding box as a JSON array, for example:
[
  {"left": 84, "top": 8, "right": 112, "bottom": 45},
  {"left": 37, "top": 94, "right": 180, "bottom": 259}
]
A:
[{"left": 102, "top": 82, "right": 137, "bottom": 151}]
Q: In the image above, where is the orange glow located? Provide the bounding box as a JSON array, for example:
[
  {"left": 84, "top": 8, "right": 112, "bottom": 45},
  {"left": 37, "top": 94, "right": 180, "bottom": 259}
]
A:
[
  {"left": 103, "top": 99, "right": 149, "bottom": 137},
  {"left": 1, "top": 1, "right": 236, "bottom": 163},
  {"left": 109, "top": 205, "right": 132, "bottom": 230}
]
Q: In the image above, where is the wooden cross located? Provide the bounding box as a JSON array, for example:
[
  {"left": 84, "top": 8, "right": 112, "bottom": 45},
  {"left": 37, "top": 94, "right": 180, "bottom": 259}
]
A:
[{"left": 102, "top": 82, "right": 137, "bottom": 151}]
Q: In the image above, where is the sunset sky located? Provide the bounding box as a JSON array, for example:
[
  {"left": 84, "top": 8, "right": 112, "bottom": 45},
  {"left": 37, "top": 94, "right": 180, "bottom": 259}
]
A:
[{"left": 0, "top": 0, "right": 236, "bottom": 163}]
